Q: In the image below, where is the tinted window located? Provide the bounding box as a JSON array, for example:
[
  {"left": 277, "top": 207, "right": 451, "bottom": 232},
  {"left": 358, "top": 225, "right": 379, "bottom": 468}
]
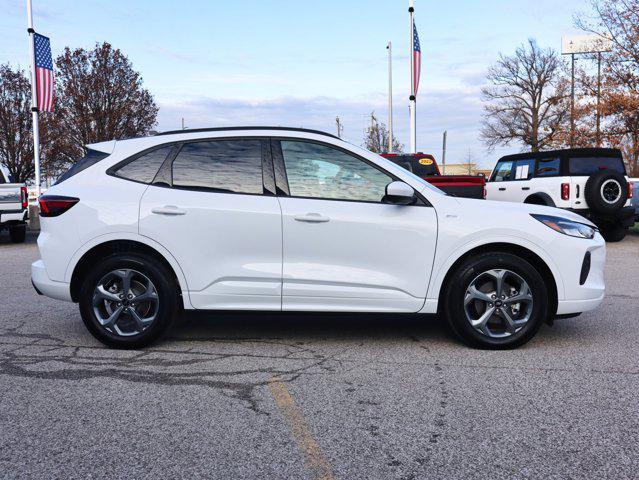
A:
[
  {"left": 115, "top": 146, "right": 173, "bottom": 184},
  {"left": 492, "top": 161, "right": 514, "bottom": 182},
  {"left": 55, "top": 149, "right": 110, "bottom": 185},
  {"left": 281, "top": 141, "right": 393, "bottom": 202},
  {"left": 514, "top": 159, "right": 535, "bottom": 180},
  {"left": 387, "top": 155, "right": 438, "bottom": 176},
  {"left": 568, "top": 156, "right": 626, "bottom": 176},
  {"left": 172, "top": 140, "right": 263, "bottom": 194},
  {"left": 0, "top": 170, "right": 5, "bottom": 184},
  {"left": 536, "top": 157, "right": 561, "bottom": 177}
]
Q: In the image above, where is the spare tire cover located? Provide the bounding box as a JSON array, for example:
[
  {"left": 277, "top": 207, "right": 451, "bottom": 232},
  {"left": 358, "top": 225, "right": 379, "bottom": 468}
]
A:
[{"left": 585, "top": 171, "right": 628, "bottom": 214}]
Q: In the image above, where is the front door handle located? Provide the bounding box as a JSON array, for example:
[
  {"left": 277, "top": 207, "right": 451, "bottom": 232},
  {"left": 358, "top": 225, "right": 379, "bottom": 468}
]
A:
[
  {"left": 294, "top": 213, "right": 330, "bottom": 223},
  {"left": 151, "top": 205, "right": 187, "bottom": 216},
  {"left": 499, "top": 187, "right": 506, "bottom": 191},
  {"left": 522, "top": 187, "right": 530, "bottom": 191}
]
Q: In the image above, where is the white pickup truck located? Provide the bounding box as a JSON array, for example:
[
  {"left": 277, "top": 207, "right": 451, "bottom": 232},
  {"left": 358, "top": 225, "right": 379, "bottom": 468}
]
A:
[
  {"left": 0, "top": 165, "right": 28, "bottom": 243},
  {"left": 486, "top": 148, "right": 635, "bottom": 242}
]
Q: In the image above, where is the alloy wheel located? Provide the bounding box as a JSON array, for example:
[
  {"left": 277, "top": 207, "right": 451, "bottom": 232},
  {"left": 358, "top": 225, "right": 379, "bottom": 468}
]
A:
[
  {"left": 463, "top": 269, "right": 534, "bottom": 338},
  {"left": 92, "top": 269, "right": 159, "bottom": 337}
]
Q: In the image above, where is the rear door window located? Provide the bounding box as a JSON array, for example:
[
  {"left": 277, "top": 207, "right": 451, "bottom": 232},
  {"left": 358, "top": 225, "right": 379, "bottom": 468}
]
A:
[
  {"left": 171, "top": 139, "right": 264, "bottom": 194},
  {"left": 536, "top": 157, "right": 561, "bottom": 177},
  {"left": 491, "top": 161, "right": 514, "bottom": 182},
  {"left": 568, "top": 156, "right": 626, "bottom": 176},
  {"left": 114, "top": 146, "right": 173, "bottom": 184},
  {"left": 55, "top": 149, "right": 110, "bottom": 185},
  {"left": 514, "top": 159, "right": 535, "bottom": 180}
]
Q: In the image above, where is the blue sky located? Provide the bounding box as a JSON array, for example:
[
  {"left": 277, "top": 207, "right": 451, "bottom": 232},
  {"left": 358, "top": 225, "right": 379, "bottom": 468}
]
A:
[{"left": 2, "top": 0, "right": 591, "bottom": 167}]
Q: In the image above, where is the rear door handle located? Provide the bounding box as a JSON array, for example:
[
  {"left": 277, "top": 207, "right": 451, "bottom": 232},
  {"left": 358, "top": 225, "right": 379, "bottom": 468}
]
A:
[
  {"left": 294, "top": 213, "right": 330, "bottom": 223},
  {"left": 522, "top": 187, "right": 530, "bottom": 191},
  {"left": 151, "top": 205, "right": 187, "bottom": 216},
  {"left": 499, "top": 187, "right": 506, "bottom": 191}
]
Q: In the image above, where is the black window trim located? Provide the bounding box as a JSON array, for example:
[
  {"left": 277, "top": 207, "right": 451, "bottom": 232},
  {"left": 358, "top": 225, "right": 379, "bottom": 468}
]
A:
[{"left": 271, "top": 137, "right": 430, "bottom": 207}]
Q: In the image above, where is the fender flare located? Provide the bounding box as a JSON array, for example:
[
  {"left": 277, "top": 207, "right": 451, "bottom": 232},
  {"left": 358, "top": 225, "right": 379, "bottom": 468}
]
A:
[
  {"left": 63, "top": 232, "right": 192, "bottom": 308},
  {"left": 423, "top": 234, "right": 566, "bottom": 309}
]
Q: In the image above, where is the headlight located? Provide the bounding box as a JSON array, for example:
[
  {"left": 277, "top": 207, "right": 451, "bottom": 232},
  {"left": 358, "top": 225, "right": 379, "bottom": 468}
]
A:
[{"left": 531, "top": 214, "right": 596, "bottom": 239}]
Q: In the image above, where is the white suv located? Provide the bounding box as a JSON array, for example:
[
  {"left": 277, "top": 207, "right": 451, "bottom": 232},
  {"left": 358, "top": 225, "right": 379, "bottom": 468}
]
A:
[
  {"left": 486, "top": 149, "right": 635, "bottom": 242},
  {"left": 32, "top": 127, "right": 606, "bottom": 349}
]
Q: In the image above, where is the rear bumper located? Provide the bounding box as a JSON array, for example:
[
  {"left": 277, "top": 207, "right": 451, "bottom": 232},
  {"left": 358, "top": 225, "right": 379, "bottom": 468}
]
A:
[
  {"left": 31, "top": 259, "right": 73, "bottom": 302},
  {"left": 0, "top": 209, "right": 28, "bottom": 228},
  {"left": 567, "top": 206, "right": 636, "bottom": 228}
]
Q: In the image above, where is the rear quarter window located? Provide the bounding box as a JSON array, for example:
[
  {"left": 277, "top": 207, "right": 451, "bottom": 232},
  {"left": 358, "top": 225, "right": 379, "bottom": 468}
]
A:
[
  {"left": 113, "top": 146, "right": 173, "bottom": 184},
  {"left": 55, "top": 149, "right": 110, "bottom": 185},
  {"left": 568, "top": 156, "right": 626, "bottom": 176}
]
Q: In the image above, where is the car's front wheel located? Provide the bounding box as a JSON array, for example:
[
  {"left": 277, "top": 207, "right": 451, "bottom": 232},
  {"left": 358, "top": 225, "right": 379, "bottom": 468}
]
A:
[
  {"left": 79, "top": 253, "right": 180, "bottom": 349},
  {"left": 442, "top": 252, "right": 549, "bottom": 349}
]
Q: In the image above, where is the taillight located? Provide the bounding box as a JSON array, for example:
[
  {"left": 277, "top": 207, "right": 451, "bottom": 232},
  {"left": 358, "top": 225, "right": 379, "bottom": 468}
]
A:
[
  {"left": 561, "top": 183, "right": 570, "bottom": 201},
  {"left": 20, "top": 186, "right": 28, "bottom": 209},
  {"left": 38, "top": 195, "right": 79, "bottom": 217},
  {"left": 628, "top": 182, "right": 633, "bottom": 199},
  {"left": 483, "top": 186, "right": 487, "bottom": 199}
]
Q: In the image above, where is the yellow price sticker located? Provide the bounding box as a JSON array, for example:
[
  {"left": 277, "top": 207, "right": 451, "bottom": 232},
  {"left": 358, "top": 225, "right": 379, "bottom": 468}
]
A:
[{"left": 418, "top": 158, "right": 434, "bottom": 166}]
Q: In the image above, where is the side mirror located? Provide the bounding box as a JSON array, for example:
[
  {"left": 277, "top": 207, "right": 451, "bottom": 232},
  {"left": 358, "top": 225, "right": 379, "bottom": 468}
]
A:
[{"left": 385, "top": 181, "right": 417, "bottom": 205}]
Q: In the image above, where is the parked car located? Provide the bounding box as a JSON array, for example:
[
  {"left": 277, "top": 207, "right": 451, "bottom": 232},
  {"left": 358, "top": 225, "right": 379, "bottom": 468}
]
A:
[
  {"left": 486, "top": 148, "right": 634, "bottom": 242},
  {"left": 32, "top": 127, "right": 605, "bottom": 350},
  {"left": 0, "top": 165, "right": 28, "bottom": 243},
  {"left": 382, "top": 153, "right": 485, "bottom": 199}
]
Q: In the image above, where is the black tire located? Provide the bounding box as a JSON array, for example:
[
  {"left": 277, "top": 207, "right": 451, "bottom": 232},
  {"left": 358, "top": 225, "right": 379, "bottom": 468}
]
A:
[
  {"left": 442, "top": 252, "right": 549, "bottom": 349},
  {"left": 600, "top": 225, "right": 628, "bottom": 242},
  {"left": 79, "top": 253, "right": 180, "bottom": 349},
  {"left": 585, "top": 171, "right": 628, "bottom": 214},
  {"left": 9, "top": 225, "right": 26, "bottom": 243}
]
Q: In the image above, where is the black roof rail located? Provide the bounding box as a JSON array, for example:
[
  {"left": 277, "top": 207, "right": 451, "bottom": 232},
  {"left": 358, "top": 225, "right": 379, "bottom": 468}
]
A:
[{"left": 156, "top": 126, "right": 340, "bottom": 139}]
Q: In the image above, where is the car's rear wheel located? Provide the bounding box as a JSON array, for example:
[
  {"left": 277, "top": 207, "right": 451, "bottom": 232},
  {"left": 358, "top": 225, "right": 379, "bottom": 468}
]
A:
[
  {"left": 79, "top": 253, "right": 180, "bottom": 349},
  {"left": 9, "top": 225, "right": 26, "bottom": 243},
  {"left": 442, "top": 252, "right": 548, "bottom": 349},
  {"left": 600, "top": 225, "right": 628, "bottom": 242}
]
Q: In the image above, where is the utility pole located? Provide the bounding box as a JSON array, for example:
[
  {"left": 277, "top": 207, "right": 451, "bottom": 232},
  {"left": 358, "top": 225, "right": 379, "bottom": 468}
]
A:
[
  {"left": 181, "top": 117, "right": 186, "bottom": 130},
  {"left": 441, "top": 131, "right": 447, "bottom": 175},
  {"left": 596, "top": 52, "right": 602, "bottom": 147},
  {"left": 387, "top": 41, "right": 394, "bottom": 153},
  {"left": 335, "top": 116, "right": 343, "bottom": 138},
  {"left": 570, "top": 53, "right": 576, "bottom": 147}
]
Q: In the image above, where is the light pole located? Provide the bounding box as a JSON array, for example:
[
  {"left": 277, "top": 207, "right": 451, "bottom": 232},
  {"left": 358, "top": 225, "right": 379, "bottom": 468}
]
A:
[{"left": 387, "top": 41, "right": 394, "bottom": 153}]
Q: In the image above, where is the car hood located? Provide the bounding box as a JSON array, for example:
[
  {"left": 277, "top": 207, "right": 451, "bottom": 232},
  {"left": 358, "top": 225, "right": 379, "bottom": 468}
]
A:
[{"left": 452, "top": 197, "right": 597, "bottom": 228}]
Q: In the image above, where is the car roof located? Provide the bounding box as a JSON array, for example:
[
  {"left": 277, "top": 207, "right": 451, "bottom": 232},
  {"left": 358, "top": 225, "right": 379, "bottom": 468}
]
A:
[
  {"left": 155, "top": 126, "right": 339, "bottom": 139},
  {"left": 498, "top": 148, "right": 623, "bottom": 162}
]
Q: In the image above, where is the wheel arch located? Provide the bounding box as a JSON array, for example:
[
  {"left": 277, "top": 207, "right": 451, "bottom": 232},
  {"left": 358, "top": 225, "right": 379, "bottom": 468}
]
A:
[
  {"left": 68, "top": 236, "right": 189, "bottom": 305},
  {"left": 427, "top": 241, "right": 561, "bottom": 317},
  {"left": 524, "top": 192, "right": 556, "bottom": 206}
]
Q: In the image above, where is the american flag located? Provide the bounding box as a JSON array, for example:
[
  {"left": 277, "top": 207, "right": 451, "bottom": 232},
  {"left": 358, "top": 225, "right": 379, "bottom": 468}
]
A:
[
  {"left": 412, "top": 22, "right": 421, "bottom": 98},
  {"left": 34, "top": 33, "right": 54, "bottom": 112}
]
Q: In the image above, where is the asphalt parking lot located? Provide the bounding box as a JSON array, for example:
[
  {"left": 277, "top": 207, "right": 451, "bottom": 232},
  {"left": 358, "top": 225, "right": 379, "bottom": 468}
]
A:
[{"left": 1, "top": 232, "right": 638, "bottom": 480}]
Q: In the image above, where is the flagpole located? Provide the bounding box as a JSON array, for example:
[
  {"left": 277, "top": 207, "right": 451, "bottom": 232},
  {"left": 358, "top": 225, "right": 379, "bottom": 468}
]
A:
[
  {"left": 409, "top": 0, "right": 416, "bottom": 153},
  {"left": 386, "top": 41, "right": 394, "bottom": 153},
  {"left": 27, "top": 0, "right": 41, "bottom": 198}
]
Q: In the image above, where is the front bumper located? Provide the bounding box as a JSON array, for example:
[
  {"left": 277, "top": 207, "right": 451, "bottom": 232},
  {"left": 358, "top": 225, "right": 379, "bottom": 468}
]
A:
[
  {"left": 555, "top": 234, "right": 606, "bottom": 315},
  {"left": 31, "top": 259, "right": 73, "bottom": 302}
]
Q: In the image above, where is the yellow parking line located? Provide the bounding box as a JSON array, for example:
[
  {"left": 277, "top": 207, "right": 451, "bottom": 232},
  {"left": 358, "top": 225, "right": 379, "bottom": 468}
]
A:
[{"left": 268, "top": 376, "right": 336, "bottom": 480}]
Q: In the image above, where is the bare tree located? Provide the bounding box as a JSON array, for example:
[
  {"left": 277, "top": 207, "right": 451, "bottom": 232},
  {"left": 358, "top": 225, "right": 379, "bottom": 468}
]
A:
[
  {"left": 576, "top": 0, "right": 639, "bottom": 175},
  {"left": 363, "top": 112, "right": 403, "bottom": 153},
  {"left": 480, "top": 39, "right": 570, "bottom": 152},
  {"left": 52, "top": 42, "right": 158, "bottom": 164},
  {"left": 0, "top": 64, "right": 33, "bottom": 182}
]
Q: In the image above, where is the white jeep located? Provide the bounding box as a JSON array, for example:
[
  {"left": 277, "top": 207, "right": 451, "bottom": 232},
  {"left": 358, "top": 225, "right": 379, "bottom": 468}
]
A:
[{"left": 486, "top": 148, "right": 635, "bottom": 242}]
